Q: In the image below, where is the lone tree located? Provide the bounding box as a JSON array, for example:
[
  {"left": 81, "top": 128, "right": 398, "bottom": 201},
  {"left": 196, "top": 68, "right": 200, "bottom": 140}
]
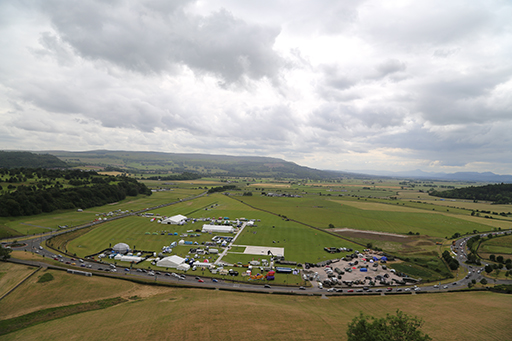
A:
[
  {"left": 0, "top": 246, "right": 12, "bottom": 261},
  {"left": 347, "top": 310, "right": 432, "bottom": 341}
]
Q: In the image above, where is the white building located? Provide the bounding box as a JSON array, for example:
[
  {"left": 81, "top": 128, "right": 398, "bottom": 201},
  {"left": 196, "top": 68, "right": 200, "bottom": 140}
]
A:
[
  {"left": 160, "top": 214, "right": 187, "bottom": 225},
  {"left": 202, "top": 224, "right": 235, "bottom": 233}
]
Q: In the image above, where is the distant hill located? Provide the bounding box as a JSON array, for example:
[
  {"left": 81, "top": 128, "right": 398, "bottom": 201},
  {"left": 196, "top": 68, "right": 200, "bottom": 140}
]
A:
[
  {"left": 0, "top": 151, "right": 67, "bottom": 169},
  {"left": 38, "top": 150, "right": 359, "bottom": 180},
  {"left": 358, "top": 169, "right": 512, "bottom": 183}
]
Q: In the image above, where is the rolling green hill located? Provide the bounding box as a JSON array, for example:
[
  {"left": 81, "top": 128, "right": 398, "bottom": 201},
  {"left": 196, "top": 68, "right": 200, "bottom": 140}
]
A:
[
  {"left": 40, "top": 150, "right": 358, "bottom": 179},
  {"left": 0, "top": 151, "right": 67, "bottom": 169}
]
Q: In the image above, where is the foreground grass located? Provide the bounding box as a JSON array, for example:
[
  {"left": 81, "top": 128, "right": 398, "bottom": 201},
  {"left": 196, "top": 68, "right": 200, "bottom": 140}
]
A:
[
  {"left": 2, "top": 289, "right": 510, "bottom": 341},
  {"left": 0, "top": 268, "right": 137, "bottom": 320},
  {"left": 0, "top": 297, "right": 127, "bottom": 337}
]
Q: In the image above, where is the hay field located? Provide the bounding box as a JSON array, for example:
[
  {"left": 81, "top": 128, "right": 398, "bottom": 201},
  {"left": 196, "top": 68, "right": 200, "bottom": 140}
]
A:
[
  {"left": 0, "top": 262, "right": 37, "bottom": 299},
  {"left": 0, "top": 268, "right": 146, "bottom": 320},
  {"left": 2, "top": 286, "right": 510, "bottom": 341}
]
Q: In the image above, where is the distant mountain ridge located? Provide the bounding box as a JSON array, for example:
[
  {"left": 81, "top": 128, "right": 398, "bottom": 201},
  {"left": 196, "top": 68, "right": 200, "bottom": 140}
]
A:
[
  {"left": 38, "top": 150, "right": 362, "bottom": 180},
  {"left": 357, "top": 169, "right": 512, "bottom": 183}
]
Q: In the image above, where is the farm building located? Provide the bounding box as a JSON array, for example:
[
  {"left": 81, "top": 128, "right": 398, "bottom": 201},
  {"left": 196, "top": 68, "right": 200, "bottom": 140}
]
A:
[
  {"left": 156, "top": 255, "right": 191, "bottom": 271},
  {"left": 112, "top": 243, "right": 131, "bottom": 254},
  {"left": 202, "top": 224, "right": 235, "bottom": 233},
  {"left": 161, "top": 214, "right": 187, "bottom": 225}
]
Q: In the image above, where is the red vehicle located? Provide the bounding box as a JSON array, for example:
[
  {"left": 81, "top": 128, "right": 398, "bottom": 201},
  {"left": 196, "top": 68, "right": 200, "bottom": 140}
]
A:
[
  {"left": 198, "top": 279, "right": 204, "bottom": 283},
  {"left": 347, "top": 289, "right": 354, "bottom": 292}
]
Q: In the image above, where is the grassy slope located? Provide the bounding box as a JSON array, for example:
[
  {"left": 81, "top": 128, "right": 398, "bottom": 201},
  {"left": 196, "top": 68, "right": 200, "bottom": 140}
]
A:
[{"left": 1, "top": 288, "right": 510, "bottom": 341}]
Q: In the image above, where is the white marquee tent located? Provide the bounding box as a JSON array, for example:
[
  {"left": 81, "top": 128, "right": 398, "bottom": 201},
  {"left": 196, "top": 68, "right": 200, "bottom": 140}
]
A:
[
  {"left": 202, "top": 224, "right": 234, "bottom": 233},
  {"left": 156, "top": 255, "right": 190, "bottom": 270},
  {"left": 160, "top": 214, "right": 187, "bottom": 225}
]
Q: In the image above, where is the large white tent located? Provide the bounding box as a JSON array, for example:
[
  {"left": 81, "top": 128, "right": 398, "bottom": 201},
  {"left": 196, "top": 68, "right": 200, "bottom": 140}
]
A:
[
  {"left": 156, "top": 255, "right": 190, "bottom": 270},
  {"left": 160, "top": 214, "right": 187, "bottom": 224},
  {"left": 202, "top": 224, "right": 234, "bottom": 233},
  {"left": 114, "top": 254, "right": 143, "bottom": 263}
]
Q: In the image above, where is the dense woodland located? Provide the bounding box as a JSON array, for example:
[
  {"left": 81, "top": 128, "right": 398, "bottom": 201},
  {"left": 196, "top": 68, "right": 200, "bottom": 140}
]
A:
[
  {"left": 429, "top": 183, "right": 512, "bottom": 204},
  {"left": 0, "top": 151, "right": 67, "bottom": 169},
  {"left": 0, "top": 168, "right": 151, "bottom": 217}
]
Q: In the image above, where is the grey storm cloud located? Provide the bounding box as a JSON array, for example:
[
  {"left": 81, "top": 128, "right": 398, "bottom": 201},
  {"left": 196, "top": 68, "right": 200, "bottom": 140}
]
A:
[{"left": 40, "top": 0, "right": 283, "bottom": 83}]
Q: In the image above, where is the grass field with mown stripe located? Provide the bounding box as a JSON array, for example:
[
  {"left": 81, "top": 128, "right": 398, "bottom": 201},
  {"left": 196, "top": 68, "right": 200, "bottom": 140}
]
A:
[{"left": 66, "top": 193, "right": 362, "bottom": 265}]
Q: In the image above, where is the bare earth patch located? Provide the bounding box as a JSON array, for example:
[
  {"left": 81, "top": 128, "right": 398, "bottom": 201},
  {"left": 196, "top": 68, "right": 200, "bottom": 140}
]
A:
[{"left": 333, "top": 228, "right": 409, "bottom": 243}]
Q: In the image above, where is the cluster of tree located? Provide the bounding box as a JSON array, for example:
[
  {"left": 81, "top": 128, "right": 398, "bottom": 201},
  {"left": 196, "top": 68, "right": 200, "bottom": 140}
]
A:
[
  {"left": 207, "top": 185, "right": 237, "bottom": 194},
  {"left": 442, "top": 250, "right": 460, "bottom": 270},
  {"left": 0, "top": 177, "right": 151, "bottom": 217},
  {"left": 145, "top": 172, "right": 202, "bottom": 181},
  {"left": 0, "top": 151, "right": 68, "bottom": 169},
  {"left": 489, "top": 254, "right": 512, "bottom": 268},
  {"left": 346, "top": 310, "right": 431, "bottom": 341},
  {"left": 0, "top": 168, "right": 98, "bottom": 181},
  {"left": 429, "top": 183, "right": 512, "bottom": 204}
]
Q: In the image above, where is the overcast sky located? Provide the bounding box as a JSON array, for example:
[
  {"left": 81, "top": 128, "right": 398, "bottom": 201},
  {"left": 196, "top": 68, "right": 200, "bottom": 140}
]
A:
[{"left": 1, "top": 1, "right": 512, "bottom": 174}]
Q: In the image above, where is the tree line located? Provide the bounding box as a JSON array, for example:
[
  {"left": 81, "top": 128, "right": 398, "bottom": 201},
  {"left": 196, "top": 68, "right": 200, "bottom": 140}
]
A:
[
  {"left": 0, "top": 177, "right": 151, "bottom": 217},
  {"left": 429, "top": 183, "right": 512, "bottom": 204}
]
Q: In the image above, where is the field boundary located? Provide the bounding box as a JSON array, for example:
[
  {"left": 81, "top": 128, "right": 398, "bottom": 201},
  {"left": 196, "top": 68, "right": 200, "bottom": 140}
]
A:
[
  {"left": 230, "top": 196, "right": 366, "bottom": 248},
  {"left": 0, "top": 264, "right": 41, "bottom": 302}
]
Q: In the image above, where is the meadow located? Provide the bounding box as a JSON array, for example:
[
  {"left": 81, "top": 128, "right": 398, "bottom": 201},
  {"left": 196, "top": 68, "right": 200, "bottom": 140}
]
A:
[{"left": 0, "top": 264, "right": 510, "bottom": 341}]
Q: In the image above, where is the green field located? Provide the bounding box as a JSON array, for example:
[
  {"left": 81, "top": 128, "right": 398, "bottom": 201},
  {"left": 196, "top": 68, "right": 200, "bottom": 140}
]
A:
[
  {"left": 66, "top": 193, "right": 362, "bottom": 266},
  {"left": 0, "top": 189, "right": 202, "bottom": 237},
  {"left": 238, "top": 194, "right": 497, "bottom": 238}
]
